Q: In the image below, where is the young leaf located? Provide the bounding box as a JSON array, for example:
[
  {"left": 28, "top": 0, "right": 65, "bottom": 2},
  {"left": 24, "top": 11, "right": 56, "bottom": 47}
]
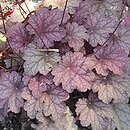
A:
[
  {"left": 26, "top": 8, "right": 68, "bottom": 48},
  {"left": 75, "top": 93, "right": 113, "bottom": 130},
  {"left": 28, "top": 74, "right": 53, "bottom": 98},
  {"left": 52, "top": 52, "right": 95, "bottom": 92},
  {"left": 85, "top": 44, "right": 130, "bottom": 76},
  {"left": 23, "top": 44, "right": 61, "bottom": 76},
  {"left": 65, "top": 22, "right": 88, "bottom": 51},
  {"left": 92, "top": 74, "right": 130, "bottom": 104}
]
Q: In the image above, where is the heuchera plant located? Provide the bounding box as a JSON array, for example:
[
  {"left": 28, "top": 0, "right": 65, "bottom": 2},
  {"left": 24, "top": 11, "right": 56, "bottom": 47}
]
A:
[{"left": 1, "top": 0, "right": 130, "bottom": 130}]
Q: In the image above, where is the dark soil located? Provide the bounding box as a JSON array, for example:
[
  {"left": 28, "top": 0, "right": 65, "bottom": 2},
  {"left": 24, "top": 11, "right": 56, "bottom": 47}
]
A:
[{"left": 0, "top": 110, "right": 37, "bottom": 130}]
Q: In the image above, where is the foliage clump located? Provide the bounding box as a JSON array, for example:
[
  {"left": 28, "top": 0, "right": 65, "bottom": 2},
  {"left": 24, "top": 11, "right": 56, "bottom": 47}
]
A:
[{"left": 0, "top": 0, "right": 130, "bottom": 130}]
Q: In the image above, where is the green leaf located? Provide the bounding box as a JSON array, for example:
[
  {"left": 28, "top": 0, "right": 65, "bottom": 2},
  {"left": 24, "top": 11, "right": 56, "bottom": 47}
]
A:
[{"left": 23, "top": 44, "right": 61, "bottom": 75}]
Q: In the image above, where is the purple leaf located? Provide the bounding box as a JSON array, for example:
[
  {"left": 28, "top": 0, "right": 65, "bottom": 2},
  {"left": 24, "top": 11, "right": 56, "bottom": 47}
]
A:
[
  {"left": 22, "top": 75, "right": 32, "bottom": 86},
  {"left": 85, "top": 44, "right": 130, "bottom": 76},
  {"left": 90, "top": 0, "right": 123, "bottom": 18},
  {"left": 73, "top": 0, "right": 122, "bottom": 25},
  {"left": 127, "top": 0, "right": 130, "bottom": 6},
  {"left": 6, "top": 23, "right": 29, "bottom": 53},
  {"left": 58, "top": 43, "right": 71, "bottom": 56},
  {"left": 28, "top": 74, "right": 53, "bottom": 98},
  {"left": 52, "top": 52, "right": 95, "bottom": 93},
  {"left": 26, "top": 8, "right": 68, "bottom": 48},
  {"left": 108, "top": 26, "right": 130, "bottom": 54},
  {"left": 72, "top": 0, "right": 95, "bottom": 24},
  {"left": 21, "top": 87, "right": 44, "bottom": 119},
  {"left": 92, "top": 74, "right": 130, "bottom": 104},
  {"left": 22, "top": 84, "right": 69, "bottom": 120},
  {"left": 0, "top": 71, "right": 24, "bottom": 113},
  {"left": 75, "top": 93, "right": 113, "bottom": 130},
  {"left": 86, "top": 13, "right": 116, "bottom": 47},
  {"left": 65, "top": 22, "right": 88, "bottom": 51},
  {"left": 42, "top": 84, "right": 69, "bottom": 120},
  {"left": 8, "top": 91, "right": 24, "bottom": 113}
]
